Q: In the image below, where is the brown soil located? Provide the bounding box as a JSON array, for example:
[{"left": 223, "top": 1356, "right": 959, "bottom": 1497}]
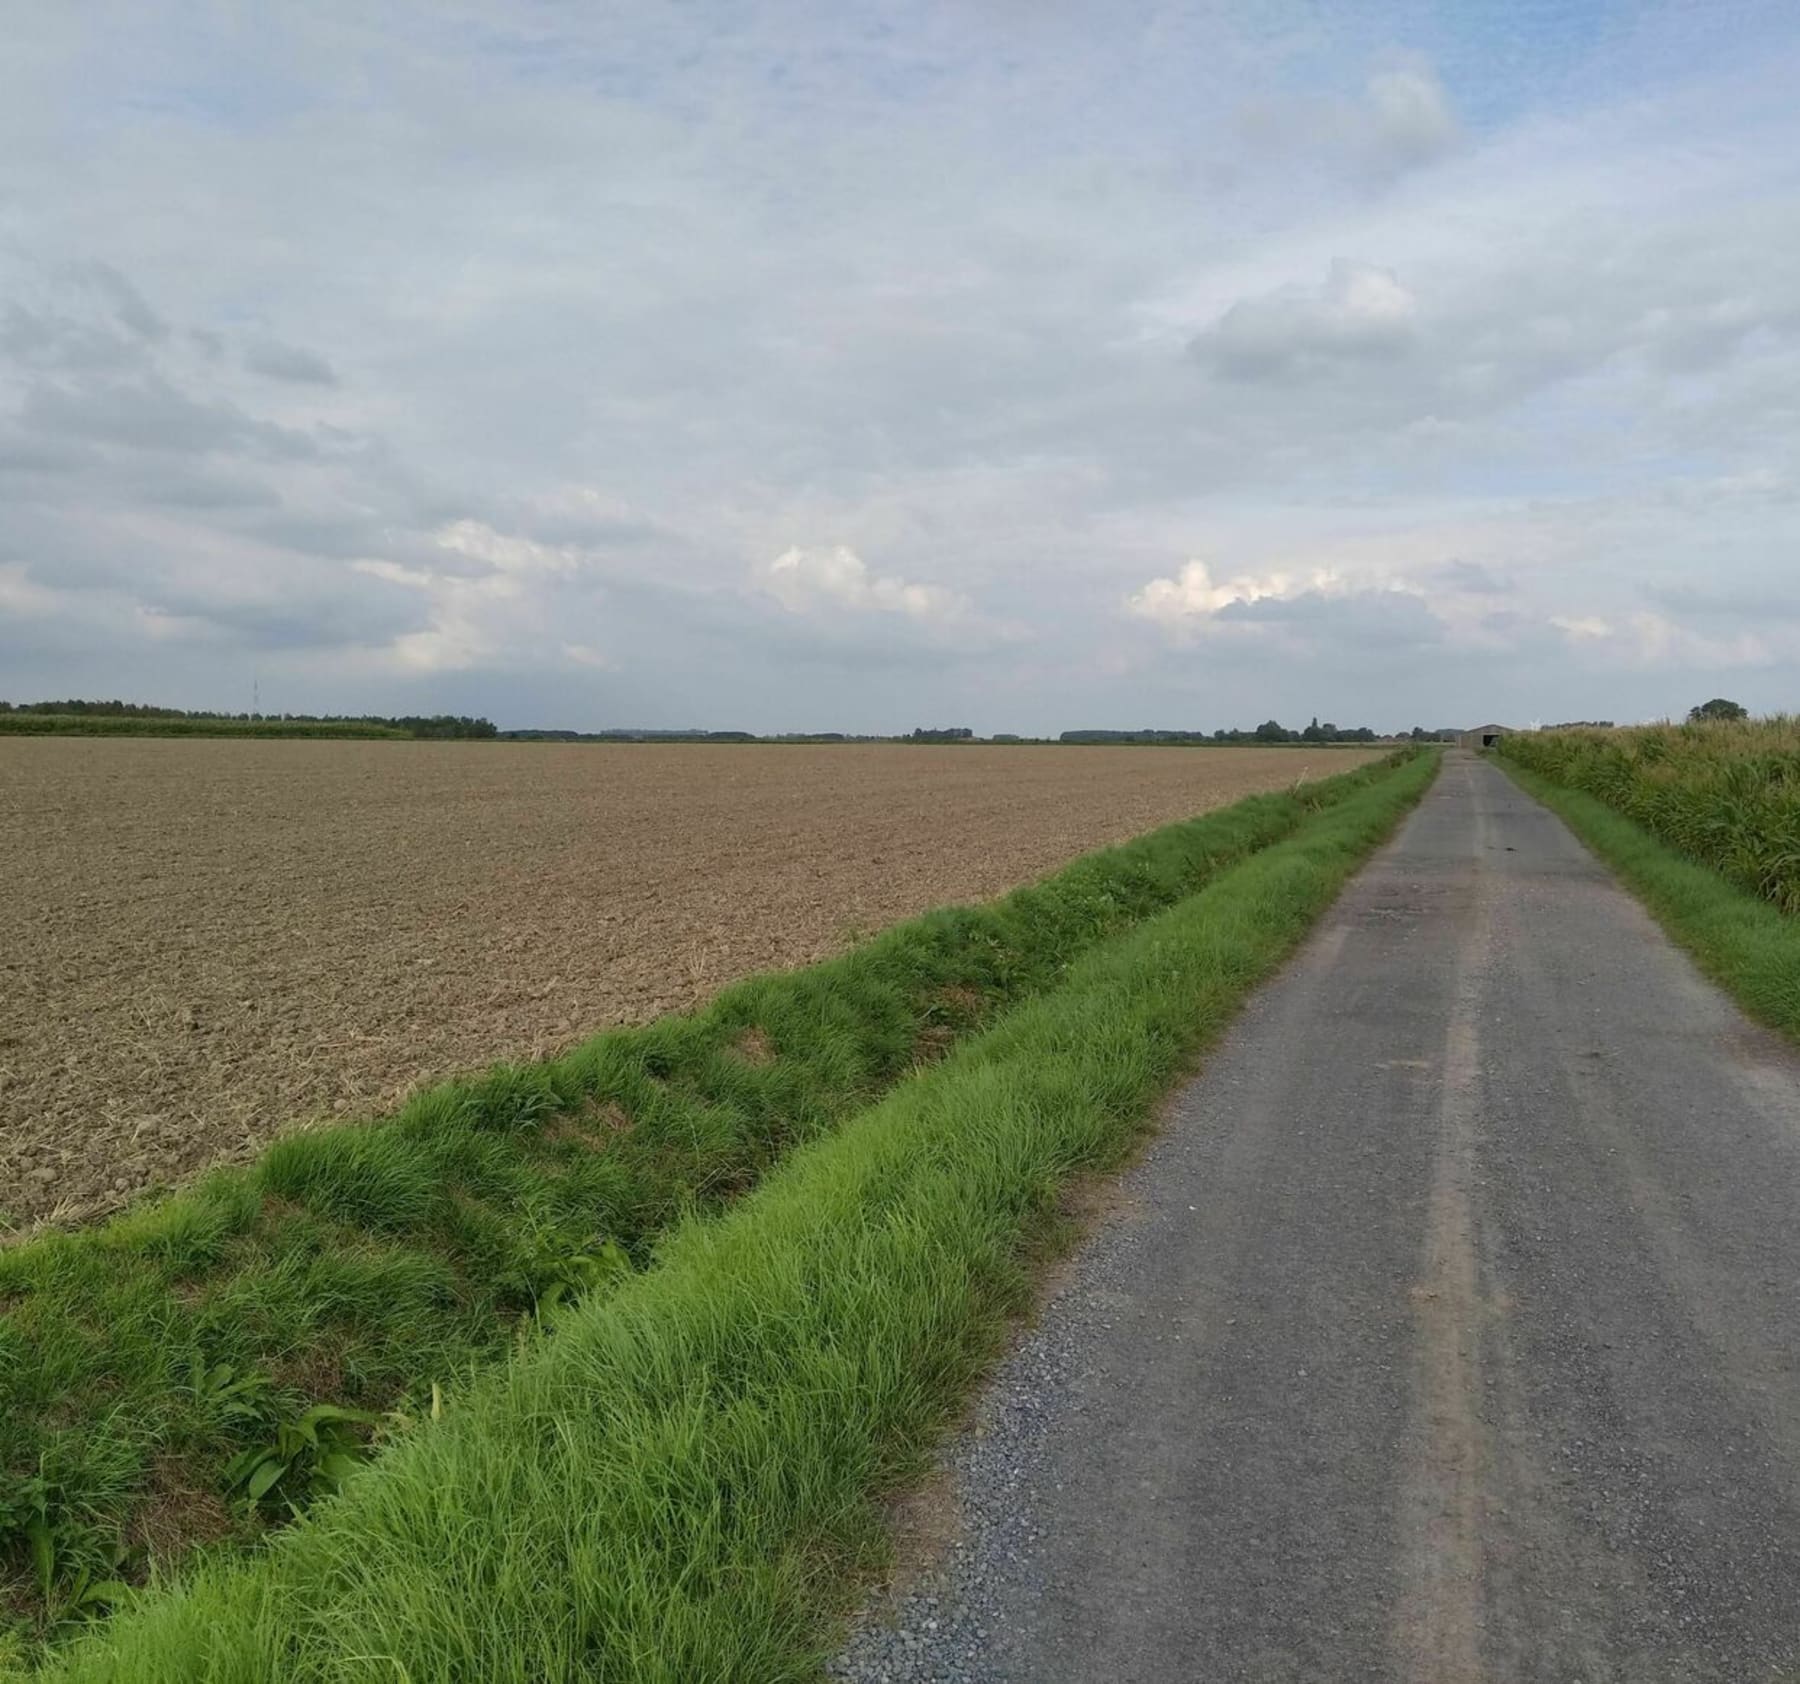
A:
[
  {"left": 0, "top": 740, "right": 1378, "bottom": 1228},
  {"left": 126, "top": 1457, "right": 244, "bottom": 1569},
  {"left": 732, "top": 1026, "right": 777, "bottom": 1067}
]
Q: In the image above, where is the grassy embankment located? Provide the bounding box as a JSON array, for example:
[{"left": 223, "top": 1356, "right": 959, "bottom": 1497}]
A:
[
  {"left": 0, "top": 752, "right": 1418, "bottom": 1659},
  {"left": 1495, "top": 722, "right": 1800, "bottom": 1038},
  {"left": 25, "top": 747, "right": 1438, "bottom": 1682}
]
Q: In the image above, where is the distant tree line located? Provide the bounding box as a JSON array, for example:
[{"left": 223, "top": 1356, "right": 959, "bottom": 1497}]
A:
[
  {"left": 3, "top": 700, "right": 1488, "bottom": 746},
  {"left": 0, "top": 700, "right": 497, "bottom": 738},
  {"left": 500, "top": 730, "right": 966, "bottom": 743},
  {"left": 398, "top": 715, "right": 498, "bottom": 739},
  {"left": 2, "top": 698, "right": 188, "bottom": 717},
  {"left": 1063, "top": 717, "right": 1386, "bottom": 746}
]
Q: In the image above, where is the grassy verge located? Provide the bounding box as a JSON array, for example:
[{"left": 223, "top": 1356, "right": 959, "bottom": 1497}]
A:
[
  {"left": 0, "top": 753, "right": 1415, "bottom": 1655},
  {"left": 1493, "top": 757, "right": 1800, "bottom": 1039},
  {"left": 25, "top": 750, "right": 1438, "bottom": 1682}
]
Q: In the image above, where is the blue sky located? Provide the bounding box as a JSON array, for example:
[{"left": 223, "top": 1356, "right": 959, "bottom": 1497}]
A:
[{"left": 3, "top": 1, "right": 1798, "bottom": 732}]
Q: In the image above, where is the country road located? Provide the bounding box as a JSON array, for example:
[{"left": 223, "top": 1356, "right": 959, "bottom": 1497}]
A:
[{"left": 833, "top": 750, "right": 1800, "bottom": 1684}]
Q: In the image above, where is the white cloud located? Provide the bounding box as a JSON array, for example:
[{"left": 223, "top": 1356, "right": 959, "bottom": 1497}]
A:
[
  {"left": 1550, "top": 614, "right": 1613, "bottom": 641},
  {"left": 350, "top": 553, "right": 517, "bottom": 672},
  {"left": 1123, "top": 557, "right": 1454, "bottom": 662},
  {"left": 758, "top": 545, "right": 968, "bottom": 625},
  {"left": 434, "top": 519, "right": 581, "bottom": 577},
  {"left": 1555, "top": 610, "right": 1775, "bottom": 670},
  {"left": 1629, "top": 612, "right": 1772, "bottom": 669},
  {"left": 353, "top": 558, "right": 435, "bottom": 590},
  {"left": 1191, "top": 260, "right": 1418, "bottom": 380},
  {"left": 0, "top": 562, "right": 61, "bottom": 617},
  {"left": 1126, "top": 560, "right": 1340, "bottom": 629},
  {"left": 347, "top": 521, "right": 600, "bottom": 672}
]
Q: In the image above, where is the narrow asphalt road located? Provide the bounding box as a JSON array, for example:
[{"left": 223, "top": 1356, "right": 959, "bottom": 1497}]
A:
[{"left": 833, "top": 751, "right": 1800, "bottom": 1684}]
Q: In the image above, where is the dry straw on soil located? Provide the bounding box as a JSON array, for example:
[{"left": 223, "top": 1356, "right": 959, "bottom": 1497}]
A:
[{"left": 1, "top": 739, "right": 1379, "bottom": 1226}]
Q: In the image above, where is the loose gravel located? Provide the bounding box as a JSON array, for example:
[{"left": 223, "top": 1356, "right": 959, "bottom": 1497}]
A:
[{"left": 827, "top": 1181, "right": 1163, "bottom": 1684}]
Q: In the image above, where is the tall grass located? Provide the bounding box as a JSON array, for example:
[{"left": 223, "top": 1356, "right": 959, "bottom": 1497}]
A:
[
  {"left": 1497, "top": 718, "right": 1800, "bottom": 913},
  {"left": 26, "top": 751, "right": 1438, "bottom": 1683},
  {"left": 0, "top": 753, "right": 1414, "bottom": 1655}
]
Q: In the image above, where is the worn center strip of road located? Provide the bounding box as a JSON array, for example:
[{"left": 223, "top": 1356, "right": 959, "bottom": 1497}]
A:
[
  {"left": 1394, "top": 793, "right": 1492, "bottom": 1684},
  {"left": 832, "top": 752, "right": 1800, "bottom": 1684}
]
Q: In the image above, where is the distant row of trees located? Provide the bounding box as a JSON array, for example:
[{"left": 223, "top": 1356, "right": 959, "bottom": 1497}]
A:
[
  {"left": 1063, "top": 717, "right": 1396, "bottom": 746},
  {"left": 2, "top": 699, "right": 186, "bottom": 717},
  {"left": 1, "top": 700, "right": 497, "bottom": 739},
  {"left": 56, "top": 698, "right": 1750, "bottom": 745},
  {"left": 396, "top": 716, "right": 498, "bottom": 739}
]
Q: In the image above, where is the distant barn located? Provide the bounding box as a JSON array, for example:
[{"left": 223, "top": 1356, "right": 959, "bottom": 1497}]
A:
[{"left": 1459, "top": 723, "right": 1513, "bottom": 749}]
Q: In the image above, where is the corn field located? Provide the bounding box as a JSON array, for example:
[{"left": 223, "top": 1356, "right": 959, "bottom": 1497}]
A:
[{"left": 1498, "top": 718, "right": 1800, "bottom": 915}]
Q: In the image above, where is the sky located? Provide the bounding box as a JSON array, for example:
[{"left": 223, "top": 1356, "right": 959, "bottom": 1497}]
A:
[{"left": 3, "top": 1, "right": 1798, "bottom": 735}]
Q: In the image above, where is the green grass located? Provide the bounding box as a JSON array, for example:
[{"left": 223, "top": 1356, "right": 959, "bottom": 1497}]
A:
[
  {"left": 1496, "top": 717, "right": 1800, "bottom": 913},
  {"left": 0, "top": 753, "right": 1417, "bottom": 1656},
  {"left": 21, "top": 747, "right": 1438, "bottom": 1683},
  {"left": 1493, "top": 757, "right": 1800, "bottom": 1039}
]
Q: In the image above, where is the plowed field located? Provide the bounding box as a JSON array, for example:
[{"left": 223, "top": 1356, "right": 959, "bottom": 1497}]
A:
[{"left": 1, "top": 740, "right": 1379, "bottom": 1227}]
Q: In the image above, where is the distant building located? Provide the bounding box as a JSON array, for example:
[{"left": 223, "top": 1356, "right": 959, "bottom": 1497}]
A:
[{"left": 1458, "top": 723, "right": 1514, "bottom": 749}]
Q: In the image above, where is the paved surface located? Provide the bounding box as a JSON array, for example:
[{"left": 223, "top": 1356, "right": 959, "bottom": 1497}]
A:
[{"left": 831, "top": 751, "right": 1800, "bottom": 1684}]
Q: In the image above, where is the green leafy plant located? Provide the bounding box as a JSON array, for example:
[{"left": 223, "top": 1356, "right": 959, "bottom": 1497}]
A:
[
  {"left": 222, "top": 1404, "right": 379, "bottom": 1508},
  {"left": 55, "top": 1560, "right": 134, "bottom": 1623},
  {"left": 188, "top": 1359, "right": 272, "bottom": 1433},
  {"left": 514, "top": 1236, "right": 635, "bottom": 1330},
  {"left": 5, "top": 1475, "right": 57, "bottom": 1606},
  {"left": 1, "top": 1475, "right": 133, "bottom": 1629}
]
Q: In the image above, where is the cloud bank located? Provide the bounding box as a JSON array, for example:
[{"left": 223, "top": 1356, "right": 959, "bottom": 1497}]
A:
[{"left": 4, "top": 3, "right": 1800, "bottom": 731}]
